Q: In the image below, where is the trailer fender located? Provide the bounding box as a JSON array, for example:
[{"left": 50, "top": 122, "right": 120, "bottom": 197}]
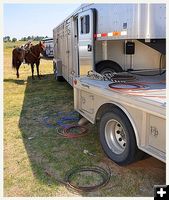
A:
[{"left": 95, "top": 102, "right": 140, "bottom": 148}]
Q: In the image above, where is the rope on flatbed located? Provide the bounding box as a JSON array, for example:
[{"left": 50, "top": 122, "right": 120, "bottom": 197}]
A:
[{"left": 87, "top": 70, "right": 136, "bottom": 82}]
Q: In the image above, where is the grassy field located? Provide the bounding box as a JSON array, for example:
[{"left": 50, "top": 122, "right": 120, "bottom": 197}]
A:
[{"left": 3, "top": 41, "right": 166, "bottom": 197}]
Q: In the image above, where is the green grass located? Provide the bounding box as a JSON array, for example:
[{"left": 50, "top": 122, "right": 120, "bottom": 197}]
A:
[{"left": 4, "top": 41, "right": 166, "bottom": 197}]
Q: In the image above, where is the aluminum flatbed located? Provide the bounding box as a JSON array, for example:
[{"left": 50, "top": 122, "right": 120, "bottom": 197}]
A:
[{"left": 74, "top": 71, "right": 166, "bottom": 164}]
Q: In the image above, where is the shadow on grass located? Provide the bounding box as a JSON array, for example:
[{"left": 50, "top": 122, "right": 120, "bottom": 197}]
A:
[
  {"left": 18, "top": 73, "right": 104, "bottom": 196},
  {"left": 4, "top": 78, "right": 25, "bottom": 85},
  {"left": 18, "top": 73, "right": 166, "bottom": 197}
]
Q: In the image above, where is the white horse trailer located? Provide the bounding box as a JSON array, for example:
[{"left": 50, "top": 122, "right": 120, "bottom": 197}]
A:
[
  {"left": 53, "top": 3, "right": 166, "bottom": 165},
  {"left": 53, "top": 3, "right": 165, "bottom": 84}
]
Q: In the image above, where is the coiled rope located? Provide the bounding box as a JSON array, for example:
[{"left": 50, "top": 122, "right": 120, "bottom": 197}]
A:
[
  {"left": 44, "top": 165, "right": 111, "bottom": 192},
  {"left": 64, "top": 165, "right": 111, "bottom": 192},
  {"left": 108, "top": 81, "right": 165, "bottom": 98},
  {"left": 57, "top": 125, "right": 88, "bottom": 138},
  {"left": 42, "top": 111, "right": 88, "bottom": 138},
  {"left": 87, "top": 70, "right": 136, "bottom": 82},
  {"left": 42, "top": 111, "right": 79, "bottom": 128},
  {"left": 109, "top": 82, "right": 149, "bottom": 90}
]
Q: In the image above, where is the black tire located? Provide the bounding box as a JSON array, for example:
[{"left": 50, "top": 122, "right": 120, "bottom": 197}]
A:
[
  {"left": 57, "top": 76, "right": 65, "bottom": 82},
  {"left": 96, "top": 60, "right": 123, "bottom": 75},
  {"left": 99, "top": 109, "right": 144, "bottom": 165}
]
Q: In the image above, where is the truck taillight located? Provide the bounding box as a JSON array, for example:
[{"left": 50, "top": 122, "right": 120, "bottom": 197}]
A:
[{"left": 73, "top": 79, "right": 77, "bottom": 85}]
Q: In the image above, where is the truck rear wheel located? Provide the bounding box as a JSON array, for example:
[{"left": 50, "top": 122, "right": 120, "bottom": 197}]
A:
[
  {"left": 99, "top": 110, "right": 143, "bottom": 165},
  {"left": 96, "top": 60, "right": 123, "bottom": 76}
]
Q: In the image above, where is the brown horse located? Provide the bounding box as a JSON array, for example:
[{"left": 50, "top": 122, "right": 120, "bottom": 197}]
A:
[{"left": 12, "top": 41, "right": 45, "bottom": 79}]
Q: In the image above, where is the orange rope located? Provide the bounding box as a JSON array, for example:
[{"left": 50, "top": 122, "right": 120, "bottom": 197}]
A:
[{"left": 108, "top": 81, "right": 166, "bottom": 98}]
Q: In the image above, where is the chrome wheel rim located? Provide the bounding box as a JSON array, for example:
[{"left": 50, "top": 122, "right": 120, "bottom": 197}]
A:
[{"left": 105, "top": 119, "right": 126, "bottom": 154}]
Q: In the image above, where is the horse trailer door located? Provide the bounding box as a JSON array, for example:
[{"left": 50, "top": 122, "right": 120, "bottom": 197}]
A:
[{"left": 78, "top": 9, "right": 95, "bottom": 75}]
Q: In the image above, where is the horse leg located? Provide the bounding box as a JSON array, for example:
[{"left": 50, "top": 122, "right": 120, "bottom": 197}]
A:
[
  {"left": 31, "top": 64, "right": 35, "bottom": 80},
  {"left": 16, "top": 63, "right": 21, "bottom": 78},
  {"left": 36, "top": 60, "right": 41, "bottom": 79},
  {"left": 16, "top": 66, "right": 19, "bottom": 78}
]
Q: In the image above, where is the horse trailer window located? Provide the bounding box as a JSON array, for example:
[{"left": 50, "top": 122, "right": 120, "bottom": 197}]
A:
[
  {"left": 81, "top": 17, "right": 84, "bottom": 34},
  {"left": 81, "top": 15, "right": 90, "bottom": 34},
  {"left": 86, "top": 15, "right": 90, "bottom": 33}
]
